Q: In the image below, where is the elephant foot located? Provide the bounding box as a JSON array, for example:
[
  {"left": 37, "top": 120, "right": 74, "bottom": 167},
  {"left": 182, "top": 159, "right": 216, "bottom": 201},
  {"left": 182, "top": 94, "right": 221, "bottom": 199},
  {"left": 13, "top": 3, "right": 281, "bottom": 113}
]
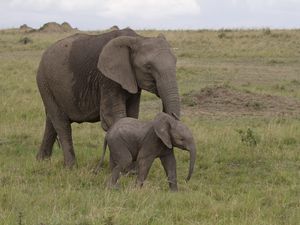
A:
[
  {"left": 36, "top": 150, "right": 52, "bottom": 161},
  {"left": 169, "top": 183, "right": 178, "bottom": 192},
  {"left": 108, "top": 182, "right": 120, "bottom": 190},
  {"left": 170, "top": 187, "right": 178, "bottom": 192},
  {"left": 128, "top": 168, "right": 137, "bottom": 176},
  {"left": 64, "top": 157, "right": 77, "bottom": 169},
  {"left": 135, "top": 180, "right": 144, "bottom": 188},
  {"left": 122, "top": 169, "right": 137, "bottom": 176},
  {"left": 93, "top": 164, "right": 103, "bottom": 174},
  {"left": 126, "top": 162, "right": 137, "bottom": 176}
]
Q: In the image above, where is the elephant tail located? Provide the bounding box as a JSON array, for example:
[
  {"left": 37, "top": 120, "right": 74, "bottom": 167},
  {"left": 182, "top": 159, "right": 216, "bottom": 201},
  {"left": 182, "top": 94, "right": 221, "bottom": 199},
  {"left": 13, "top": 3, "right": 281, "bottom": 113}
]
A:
[
  {"left": 94, "top": 137, "right": 107, "bottom": 174},
  {"left": 56, "top": 136, "right": 61, "bottom": 148}
]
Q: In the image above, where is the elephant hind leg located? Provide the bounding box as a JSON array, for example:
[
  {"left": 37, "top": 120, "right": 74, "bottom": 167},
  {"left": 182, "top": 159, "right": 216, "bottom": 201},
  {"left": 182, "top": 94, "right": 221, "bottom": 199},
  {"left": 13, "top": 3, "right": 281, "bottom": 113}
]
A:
[
  {"left": 109, "top": 157, "right": 132, "bottom": 188},
  {"left": 36, "top": 116, "right": 57, "bottom": 160},
  {"left": 109, "top": 165, "right": 122, "bottom": 189},
  {"left": 52, "top": 117, "right": 75, "bottom": 168},
  {"left": 108, "top": 144, "right": 133, "bottom": 188},
  {"left": 37, "top": 111, "right": 75, "bottom": 168},
  {"left": 37, "top": 83, "right": 76, "bottom": 167}
]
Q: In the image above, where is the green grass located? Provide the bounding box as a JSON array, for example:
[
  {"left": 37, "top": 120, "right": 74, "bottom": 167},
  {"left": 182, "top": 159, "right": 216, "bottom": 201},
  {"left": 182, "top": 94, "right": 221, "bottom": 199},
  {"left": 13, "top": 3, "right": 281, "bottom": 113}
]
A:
[{"left": 0, "top": 29, "right": 300, "bottom": 225}]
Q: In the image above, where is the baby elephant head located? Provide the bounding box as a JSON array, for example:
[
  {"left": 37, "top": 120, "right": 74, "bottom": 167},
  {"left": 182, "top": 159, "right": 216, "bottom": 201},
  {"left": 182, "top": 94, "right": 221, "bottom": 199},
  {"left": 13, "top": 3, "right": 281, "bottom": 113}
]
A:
[{"left": 153, "top": 112, "right": 196, "bottom": 181}]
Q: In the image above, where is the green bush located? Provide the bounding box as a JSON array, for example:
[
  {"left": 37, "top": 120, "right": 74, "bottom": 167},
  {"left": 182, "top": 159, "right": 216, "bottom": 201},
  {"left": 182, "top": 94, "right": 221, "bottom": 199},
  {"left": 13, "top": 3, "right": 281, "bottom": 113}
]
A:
[{"left": 236, "top": 128, "right": 259, "bottom": 147}]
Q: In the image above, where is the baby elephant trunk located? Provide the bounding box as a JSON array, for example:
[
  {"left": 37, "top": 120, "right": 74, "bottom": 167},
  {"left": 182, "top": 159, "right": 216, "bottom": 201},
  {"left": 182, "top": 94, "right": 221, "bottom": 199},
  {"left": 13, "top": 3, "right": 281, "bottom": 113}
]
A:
[{"left": 186, "top": 142, "right": 196, "bottom": 182}]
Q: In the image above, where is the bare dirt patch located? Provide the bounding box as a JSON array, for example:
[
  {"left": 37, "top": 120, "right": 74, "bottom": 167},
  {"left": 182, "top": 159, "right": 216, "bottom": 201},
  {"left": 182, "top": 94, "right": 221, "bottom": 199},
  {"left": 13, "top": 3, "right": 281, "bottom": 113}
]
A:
[{"left": 182, "top": 86, "right": 300, "bottom": 116}]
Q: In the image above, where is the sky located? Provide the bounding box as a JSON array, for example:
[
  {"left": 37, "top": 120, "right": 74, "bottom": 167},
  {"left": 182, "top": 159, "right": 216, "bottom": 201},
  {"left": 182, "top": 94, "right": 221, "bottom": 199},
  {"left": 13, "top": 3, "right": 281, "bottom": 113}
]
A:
[{"left": 1, "top": 0, "right": 300, "bottom": 30}]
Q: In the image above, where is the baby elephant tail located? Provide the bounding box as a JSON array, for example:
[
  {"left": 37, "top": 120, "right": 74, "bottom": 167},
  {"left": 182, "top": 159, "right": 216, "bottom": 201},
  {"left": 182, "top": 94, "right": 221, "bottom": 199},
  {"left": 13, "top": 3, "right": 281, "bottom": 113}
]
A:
[{"left": 94, "top": 138, "right": 107, "bottom": 174}]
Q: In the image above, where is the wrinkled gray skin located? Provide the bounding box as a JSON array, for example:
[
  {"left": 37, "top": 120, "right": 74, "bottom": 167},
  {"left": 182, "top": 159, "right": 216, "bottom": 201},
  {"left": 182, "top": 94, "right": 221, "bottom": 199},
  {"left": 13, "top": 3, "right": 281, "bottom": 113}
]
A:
[
  {"left": 36, "top": 28, "right": 180, "bottom": 167},
  {"left": 95, "top": 113, "right": 196, "bottom": 191}
]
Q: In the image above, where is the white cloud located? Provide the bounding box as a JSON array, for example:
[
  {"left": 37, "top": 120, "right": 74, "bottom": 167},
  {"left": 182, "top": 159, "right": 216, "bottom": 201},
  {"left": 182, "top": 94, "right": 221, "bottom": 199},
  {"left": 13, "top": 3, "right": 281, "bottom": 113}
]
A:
[
  {"left": 8, "top": 0, "right": 200, "bottom": 16},
  {"left": 0, "top": 0, "right": 300, "bottom": 29},
  {"left": 9, "top": 0, "right": 104, "bottom": 11},
  {"left": 9, "top": 0, "right": 54, "bottom": 10},
  {"left": 244, "top": 0, "right": 300, "bottom": 11},
  {"left": 2, "top": 0, "right": 201, "bottom": 29},
  {"left": 102, "top": 0, "right": 200, "bottom": 19}
]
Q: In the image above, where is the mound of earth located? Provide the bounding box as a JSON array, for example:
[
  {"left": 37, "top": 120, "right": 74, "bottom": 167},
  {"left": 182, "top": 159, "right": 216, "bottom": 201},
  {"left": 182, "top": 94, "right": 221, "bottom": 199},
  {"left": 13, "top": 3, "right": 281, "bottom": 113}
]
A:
[
  {"left": 19, "top": 24, "right": 34, "bottom": 32},
  {"left": 109, "top": 25, "right": 119, "bottom": 30},
  {"left": 38, "top": 22, "right": 78, "bottom": 33},
  {"left": 182, "top": 86, "right": 300, "bottom": 116}
]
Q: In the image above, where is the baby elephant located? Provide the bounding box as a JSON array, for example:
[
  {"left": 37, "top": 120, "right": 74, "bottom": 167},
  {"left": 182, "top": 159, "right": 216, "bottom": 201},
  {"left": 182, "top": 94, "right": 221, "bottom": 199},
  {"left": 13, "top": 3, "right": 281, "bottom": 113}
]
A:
[{"left": 95, "top": 112, "right": 196, "bottom": 191}]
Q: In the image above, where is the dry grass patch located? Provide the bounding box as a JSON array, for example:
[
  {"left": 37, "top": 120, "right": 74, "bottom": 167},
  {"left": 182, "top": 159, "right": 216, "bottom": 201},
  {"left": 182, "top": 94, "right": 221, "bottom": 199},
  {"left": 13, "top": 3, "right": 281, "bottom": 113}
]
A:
[{"left": 182, "top": 85, "right": 300, "bottom": 117}]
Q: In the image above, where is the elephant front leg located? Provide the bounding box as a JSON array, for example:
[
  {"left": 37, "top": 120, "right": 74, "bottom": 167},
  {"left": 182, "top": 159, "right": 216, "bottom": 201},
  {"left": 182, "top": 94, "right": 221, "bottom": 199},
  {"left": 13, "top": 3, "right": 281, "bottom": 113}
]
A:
[
  {"left": 100, "top": 81, "right": 128, "bottom": 131},
  {"left": 125, "top": 92, "right": 141, "bottom": 175},
  {"left": 126, "top": 91, "right": 141, "bottom": 119},
  {"left": 160, "top": 152, "right": 178, "bottom": 191},
  {"left": 136, "top": 156, "right": 155, "bottom": 188}
]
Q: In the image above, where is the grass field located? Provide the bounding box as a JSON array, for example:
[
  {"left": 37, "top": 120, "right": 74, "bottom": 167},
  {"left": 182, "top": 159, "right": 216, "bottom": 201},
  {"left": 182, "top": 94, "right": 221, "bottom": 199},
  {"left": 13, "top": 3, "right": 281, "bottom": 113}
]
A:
[{"left": 0, "top": 28, "right": 300, "bottom": 225}]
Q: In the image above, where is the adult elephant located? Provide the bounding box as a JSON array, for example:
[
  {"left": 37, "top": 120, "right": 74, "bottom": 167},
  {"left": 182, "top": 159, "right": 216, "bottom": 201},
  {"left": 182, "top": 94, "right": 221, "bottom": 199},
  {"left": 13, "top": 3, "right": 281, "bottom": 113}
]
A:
[{"left": 36, "top": 28, "right": 180, "bottom": 167}]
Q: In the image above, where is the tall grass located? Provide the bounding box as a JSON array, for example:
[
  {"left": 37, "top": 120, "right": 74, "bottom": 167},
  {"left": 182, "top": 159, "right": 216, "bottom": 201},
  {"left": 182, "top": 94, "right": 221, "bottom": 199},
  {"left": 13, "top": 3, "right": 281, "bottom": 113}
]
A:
[{"left": 0, "top": 29, "right": 299, "bottom": 224}]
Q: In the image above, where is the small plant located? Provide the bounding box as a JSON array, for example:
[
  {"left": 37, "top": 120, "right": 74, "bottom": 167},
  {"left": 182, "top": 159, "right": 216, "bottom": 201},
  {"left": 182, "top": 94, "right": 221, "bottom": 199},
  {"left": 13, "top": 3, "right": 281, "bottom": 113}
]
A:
[
  {"left": 19, "top": 37, "right": 33, "bottom": 45},
  {"left": 241, "top": 82, "right": 251, "bottom": 87},
  {"left": 290, "top": 79, "right": 300, "bottom": 85},
  {"left": 218, "top": 28, "right": 232, "bottom": 33},
  {"left": 262, "top": 28, "right": 271, "bottom": 35},
  {"left": 236, "top": 128, "right": 259, "bottom": 147},
  {"left": 104, "top": 216, "right": 114, "bottom": 225},
  {"left": 218, "top": 32, "right": 226, "bottom": 39},
  {"left": 282, "top": 137, "right": 297, "bottom": 146},
  {"left": 273, "top": 84, "right": 286, "bottom": 91},
  {"left": 245, "top": 101, "right": 264, "bottom": 110},
  {"left": 182, "top": 92, "right": 198, "bottom": 106},
  {"left": 18, "top": 212, "right": 23, "bottom": 225},
  {"left": 268, "top": 59, "right": 284, "bottom": 64}
]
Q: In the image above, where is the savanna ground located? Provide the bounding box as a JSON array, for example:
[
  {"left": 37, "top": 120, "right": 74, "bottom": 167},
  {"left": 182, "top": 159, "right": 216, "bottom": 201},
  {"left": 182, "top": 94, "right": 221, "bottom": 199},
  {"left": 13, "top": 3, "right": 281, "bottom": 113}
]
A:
[{"left": 0, "top": 28, "right": 300, "bottom": 225}]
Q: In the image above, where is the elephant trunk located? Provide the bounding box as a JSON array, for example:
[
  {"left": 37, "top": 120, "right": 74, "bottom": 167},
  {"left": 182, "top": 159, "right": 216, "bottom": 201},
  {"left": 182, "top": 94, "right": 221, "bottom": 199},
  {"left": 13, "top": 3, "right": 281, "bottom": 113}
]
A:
[
  {"left": 156, "top": 72, "right": 180, "bottom": 119},
  {"left": 186, "top": 142, "right": 196, "bottom": 181}
]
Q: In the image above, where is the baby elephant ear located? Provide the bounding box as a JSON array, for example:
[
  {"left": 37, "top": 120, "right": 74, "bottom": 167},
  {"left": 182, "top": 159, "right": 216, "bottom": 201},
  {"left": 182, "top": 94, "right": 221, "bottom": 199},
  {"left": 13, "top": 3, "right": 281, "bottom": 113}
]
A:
[{"left": 153, "top": 113, "right": 172, "bottom": 149}]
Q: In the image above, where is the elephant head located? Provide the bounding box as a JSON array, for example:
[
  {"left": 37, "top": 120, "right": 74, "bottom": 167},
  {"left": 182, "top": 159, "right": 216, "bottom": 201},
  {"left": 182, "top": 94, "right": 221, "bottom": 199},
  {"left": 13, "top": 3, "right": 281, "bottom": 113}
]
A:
[
  {"left": 153, "top": 113, "right": 196, "bottom": 181},
  {"left": 97, "top": 33, "right": 180, "bottom": 118}
]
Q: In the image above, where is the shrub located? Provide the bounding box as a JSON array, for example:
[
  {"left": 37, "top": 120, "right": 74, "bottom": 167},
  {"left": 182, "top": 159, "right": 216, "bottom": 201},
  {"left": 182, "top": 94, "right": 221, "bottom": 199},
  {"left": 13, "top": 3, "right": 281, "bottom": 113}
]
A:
[
  {"left": 19, "top": 37, "right": 33, "bottom": 44},
  {"left": 262, "top": 28, "right": 271, "bottom": 35},
  {"left": 218, "top": 32, "right": 226, "bottom": 39},
  {"left": 236, "top": 128, "right": 259, "bottom": 147}
]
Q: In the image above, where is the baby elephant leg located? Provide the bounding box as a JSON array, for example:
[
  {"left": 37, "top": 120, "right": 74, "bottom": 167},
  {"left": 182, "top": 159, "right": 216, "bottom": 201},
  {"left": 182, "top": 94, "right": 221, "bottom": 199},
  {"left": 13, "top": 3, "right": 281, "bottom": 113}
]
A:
[
  {"left": 136, "top": 156, "right": 155, "bottom": 188},
  {"left": 160, "top": 152, "right": 178, "bottom": 191},
  {"left": 127, "top": 161, "right": 137, "bottom": 175},
  {"left": 109, "top": 165, "right": 122, "bottom": 189},
  {"left": 108, "top": 145, "right": 133, "bottom": 189}
]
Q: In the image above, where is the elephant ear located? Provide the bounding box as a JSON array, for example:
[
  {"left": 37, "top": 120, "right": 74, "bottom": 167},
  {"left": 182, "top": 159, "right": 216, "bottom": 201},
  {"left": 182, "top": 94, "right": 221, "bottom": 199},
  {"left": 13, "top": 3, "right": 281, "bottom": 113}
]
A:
[
  {"left": 153, "top": 113, "right": 173, "bottom": 149},
  {"left": 97, "top": 36, "right": 138, "bottom": 94}
]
